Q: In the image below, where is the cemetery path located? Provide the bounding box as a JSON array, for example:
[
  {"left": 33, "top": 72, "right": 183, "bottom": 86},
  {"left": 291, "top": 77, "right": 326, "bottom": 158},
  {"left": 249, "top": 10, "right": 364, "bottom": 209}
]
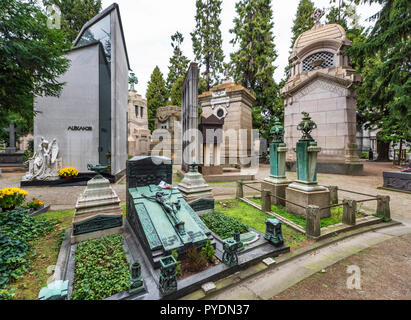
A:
[{"left": 207, "top": 224, "right": 411, "bottom": 300}]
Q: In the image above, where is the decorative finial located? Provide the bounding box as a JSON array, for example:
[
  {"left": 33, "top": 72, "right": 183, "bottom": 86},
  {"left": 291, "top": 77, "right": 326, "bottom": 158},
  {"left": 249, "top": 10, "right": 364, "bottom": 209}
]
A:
[
  {"left": 269, "top": 117, "right": 284, "bottom": 143},
  {"left": 311, "top": 8, "right": 325, "bottom": 28},
  {"left": 297, "top": 112, "right": 317, "bottom": 140},
  {"left": 128, "top": 72, "right": 138, "bottom": 91},
  {"left": 188, "top": 162, "right": 199, "bottom": 172}
]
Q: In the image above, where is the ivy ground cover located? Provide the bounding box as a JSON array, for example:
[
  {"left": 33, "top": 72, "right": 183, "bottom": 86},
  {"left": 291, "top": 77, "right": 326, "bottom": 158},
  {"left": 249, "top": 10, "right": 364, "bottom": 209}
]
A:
[
  {"left": 205, "top": 199, "right": 310, "bottom": 249},
  {"left": 71, "top": 234, "right": 130, "bottom": 300}
]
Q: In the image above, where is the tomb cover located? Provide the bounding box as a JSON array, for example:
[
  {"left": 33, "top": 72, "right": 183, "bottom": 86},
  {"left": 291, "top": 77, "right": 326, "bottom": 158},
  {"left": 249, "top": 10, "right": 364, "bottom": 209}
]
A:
[{"left": 127, "top": 184, "right": 213, "bottom": 268}]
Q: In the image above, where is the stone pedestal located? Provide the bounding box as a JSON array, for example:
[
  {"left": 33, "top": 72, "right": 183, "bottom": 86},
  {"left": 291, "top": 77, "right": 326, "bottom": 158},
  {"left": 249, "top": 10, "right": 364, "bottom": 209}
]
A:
[
  {"left": 177, "top": 170, "right": 214, "bottom": 206},
  {"left": 71, "top": 175, "right": 123, "bottom": 244},
  {"left": 286, "top": 137, "right": 330, "bottom": 218},
  {"left": 285, "top": 187, "right": 330, "bottom": 218},
  {"left": 262, "top": 141, "right": 291, "bottom": 206}
]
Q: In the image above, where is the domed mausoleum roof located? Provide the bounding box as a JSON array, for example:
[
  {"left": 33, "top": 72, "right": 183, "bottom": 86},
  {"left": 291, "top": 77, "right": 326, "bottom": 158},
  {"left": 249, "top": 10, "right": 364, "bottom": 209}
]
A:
[{"left": 293, "top": 23, "right": 347, "bottom": 54}]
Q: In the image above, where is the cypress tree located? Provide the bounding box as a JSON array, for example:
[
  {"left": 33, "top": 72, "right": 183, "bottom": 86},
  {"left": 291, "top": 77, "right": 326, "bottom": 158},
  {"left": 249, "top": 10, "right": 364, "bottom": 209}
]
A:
[
  {"left": 229, "top": 0, "right": 281, "bottom": 136},
  {"left": 166, "top": 31, "right": 190, "bottom": 100},
  {"left": 191, "top": 0, "right": 225, "bottom": 90},
  {"left": 290, "top": 0, "right": 315, "bottom": 50},
  {"left": 347, "top": 0, "right": 411, "bottom": 159},
  {"left": 146, "top": 66, "right": 168, "bottom": 132}
]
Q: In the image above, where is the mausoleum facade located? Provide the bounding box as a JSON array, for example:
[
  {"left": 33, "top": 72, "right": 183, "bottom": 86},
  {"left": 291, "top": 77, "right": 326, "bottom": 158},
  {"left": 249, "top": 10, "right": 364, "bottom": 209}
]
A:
[
  {"left": 281, "top": 13, "right": 363, "bottom": 175},
  {"left": 128, "top": 90, "right": 150, "bottom": 156},
  {"left": 33, "top": 4, "right": 130, "bottom": 179}
]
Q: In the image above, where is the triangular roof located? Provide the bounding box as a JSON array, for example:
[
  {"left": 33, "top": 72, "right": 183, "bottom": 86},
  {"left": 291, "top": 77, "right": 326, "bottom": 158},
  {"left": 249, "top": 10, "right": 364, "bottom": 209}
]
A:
[{"left": 73, "top": 3, "right": 130, "bottom": 70}]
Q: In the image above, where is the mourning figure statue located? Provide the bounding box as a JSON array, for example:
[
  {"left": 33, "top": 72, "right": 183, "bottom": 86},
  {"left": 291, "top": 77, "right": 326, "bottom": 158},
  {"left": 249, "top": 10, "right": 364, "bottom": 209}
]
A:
[{"left": 22, "top": 137, "right": 60, "bottom": 181}]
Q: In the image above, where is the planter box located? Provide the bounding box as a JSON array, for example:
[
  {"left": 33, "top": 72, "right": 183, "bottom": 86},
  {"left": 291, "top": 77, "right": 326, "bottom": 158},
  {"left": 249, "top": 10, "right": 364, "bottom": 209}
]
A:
[
  {"left": 383, "top": 171, "right": 411, "bottom": 192},
  {"left": 28, "top": 204, "right": 51, "bottom": 216}
]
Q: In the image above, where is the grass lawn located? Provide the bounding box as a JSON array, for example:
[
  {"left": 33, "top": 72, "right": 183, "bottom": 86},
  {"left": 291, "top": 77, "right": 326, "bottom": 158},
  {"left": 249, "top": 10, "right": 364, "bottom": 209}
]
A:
[
  {"left": 215, "top": 199, "right": 310, "bottom": 249},
  {"left": 11, "top": 209, "right": 74, "bottom": 300},
  {"left": 247, "top": 197, "right": 364, "bottom": 229}
]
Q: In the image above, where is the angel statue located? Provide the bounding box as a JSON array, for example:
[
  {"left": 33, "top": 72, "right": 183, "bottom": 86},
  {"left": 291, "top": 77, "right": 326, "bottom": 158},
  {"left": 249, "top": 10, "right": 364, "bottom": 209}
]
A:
[{"left": 22, "top": 137, "right": 60, "bottom": 181}]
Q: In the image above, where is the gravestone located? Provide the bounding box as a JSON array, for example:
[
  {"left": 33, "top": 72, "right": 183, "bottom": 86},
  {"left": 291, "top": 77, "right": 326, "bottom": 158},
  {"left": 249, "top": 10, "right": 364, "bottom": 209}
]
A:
[
  {"left": 71, "top": 174, "right": 123, "bottom": 244},
  {"left": 181, "top": 63, "right": 200, "bottom": 172},
  {"left": 0, "top": 123, "right": 24, "bottom": 169},
  {"left": 285, "top": 112, "right": 330, "bottom": 218}
]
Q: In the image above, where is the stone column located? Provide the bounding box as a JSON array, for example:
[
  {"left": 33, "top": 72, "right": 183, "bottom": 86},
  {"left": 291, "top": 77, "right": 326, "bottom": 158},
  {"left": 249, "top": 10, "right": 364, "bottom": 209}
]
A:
[
  {"left": 306, "top": 205, "right": 321, "bottom": 238},
  {"left": 376, "top": 195, "right": 391, "bottom": 221},
  {"left": 261, "top": 190, "right": 271, "bottom": 213},
  {"left": 262, "top": 118, "right": 291, "bottom": 206},
  {"left": 286, "top": 112, "right": 330, "bottom": 218},
  {"left": 236, "top": 181, "right": 243, "bottom": 199},
  {"left": 329, "top": 186, "right": 338, "bottom": 204},
  {"left": 342, "top": 199, "right": 356, "bottom": 225}
]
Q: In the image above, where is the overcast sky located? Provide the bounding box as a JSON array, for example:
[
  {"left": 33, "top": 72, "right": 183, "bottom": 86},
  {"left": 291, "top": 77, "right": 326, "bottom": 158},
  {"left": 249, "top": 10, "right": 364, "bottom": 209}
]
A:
[{"left": 101, "top": 0, "right": 381, "bottom": 98}]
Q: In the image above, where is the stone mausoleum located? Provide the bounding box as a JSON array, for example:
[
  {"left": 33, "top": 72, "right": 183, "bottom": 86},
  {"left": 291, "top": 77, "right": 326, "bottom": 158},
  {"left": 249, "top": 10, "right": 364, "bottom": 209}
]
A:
[
  {"left": 33, "top": 4, "right": 129, "bottom": 180},
  {"left": 198, "top": 80, "right": 255, "bottom": 167},
  {"left": 281, "top": 10, "right": 363, "bottom": 175},
  {"left": 150, "top": 105, "right": 182, "bottom": 164},
  {"left": 128, "top": 90, "right": 150, "bottom": 156}
]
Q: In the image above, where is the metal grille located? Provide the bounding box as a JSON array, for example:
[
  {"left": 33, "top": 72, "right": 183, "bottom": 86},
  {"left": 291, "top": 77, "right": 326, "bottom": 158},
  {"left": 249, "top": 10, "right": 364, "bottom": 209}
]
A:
[{"left": 302, "top": 52, "right": 334, "bottom": 72}]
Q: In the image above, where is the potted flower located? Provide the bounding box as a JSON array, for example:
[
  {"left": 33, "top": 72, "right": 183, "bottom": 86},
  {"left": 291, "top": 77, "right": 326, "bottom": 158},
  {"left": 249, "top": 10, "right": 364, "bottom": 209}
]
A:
[
  {"left": 58, "top": 167, "right": 79, "bottom": 179},
  {"left": 0, "top": 187, "right": 29, "bottom": 211}
]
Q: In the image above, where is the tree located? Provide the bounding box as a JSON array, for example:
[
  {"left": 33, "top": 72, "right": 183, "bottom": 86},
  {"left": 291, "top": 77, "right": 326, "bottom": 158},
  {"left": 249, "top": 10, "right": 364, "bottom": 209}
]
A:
[
  {"left": 170, "top": 76, "right": 184, "bottom": 107},
  {"left": 229, "top": 0, "right": 281, "bottom": 137},
  {"left": 290, "top": 0, "right": 315, "bottom": 50},
  {"left": 0, "top": 0, "right": 70, "bottom": 141},
  {"left": 347, "top": 0, "right": 411, "bottom": 160},
  {"left": 166, "top": 31, "right": 190, "bottom": 99},
  {"left": 146, "top": 66, "right": 168, "bottom": 132},
  {"left": 191, "top": 0, "right": 225, "bottom": 90},
  {"left": 43, "top": 0, "right": 102, "bottom": 43}
]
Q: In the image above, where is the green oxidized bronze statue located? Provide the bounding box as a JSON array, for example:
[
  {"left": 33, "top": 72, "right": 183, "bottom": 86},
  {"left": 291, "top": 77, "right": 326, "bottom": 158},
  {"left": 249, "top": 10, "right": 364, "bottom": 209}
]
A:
[
  {"left": 222, "top": 230, "right": 243, "bottom": 267},
  {"left": 265, "top": 219, "right": 284, "bottom": 246},
  {"left": 269, "top": 117, "right": 284, "bottom": 143},
  {"left": 129, "top": 261, "right": 144, "bottom": 294},
  {"left": 297, "top": 112, "right": 317, "bottom": 140},
  {"left": 159, "top": 255, "right": 178, "bottom": 296},
  {"left": 128, "top": 72, "right": 138, "bottom": 90}
]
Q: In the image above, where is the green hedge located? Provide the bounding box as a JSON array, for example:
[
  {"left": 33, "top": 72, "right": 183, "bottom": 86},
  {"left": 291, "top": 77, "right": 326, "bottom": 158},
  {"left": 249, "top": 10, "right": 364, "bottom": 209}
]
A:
[
  {"left": 200, "top": 210, "right": 249, "bottom": 239},
  {"left": 71, "top": 234, "right": 130, "bottom": 300}
]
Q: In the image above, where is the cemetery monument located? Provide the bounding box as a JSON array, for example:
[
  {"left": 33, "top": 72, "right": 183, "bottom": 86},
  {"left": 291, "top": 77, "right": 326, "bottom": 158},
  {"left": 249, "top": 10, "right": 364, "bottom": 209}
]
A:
[
  {"left": 285, "top": 112, "right": 330, "bottom": 218},
  {"left": 33, "top": 3, "right": 130, "bottom": 181},
  {"left": 128, "top": 75, "right": 151, "bottom": 156},
  {"left": 0, "top": 123, "right": 25, "bottom": 172},
  {"left": 261, "top": 117, "right": 291, "bottom": 206},
  {"left": 281, "top": 8, "right": 363, "bottom": 175}
]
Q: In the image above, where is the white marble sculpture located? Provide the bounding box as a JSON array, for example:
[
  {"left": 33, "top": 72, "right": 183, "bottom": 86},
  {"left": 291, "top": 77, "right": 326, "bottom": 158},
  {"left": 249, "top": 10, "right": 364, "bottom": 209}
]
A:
[{"left": 22, "top": 137, "right": 61, "bottom": 181}]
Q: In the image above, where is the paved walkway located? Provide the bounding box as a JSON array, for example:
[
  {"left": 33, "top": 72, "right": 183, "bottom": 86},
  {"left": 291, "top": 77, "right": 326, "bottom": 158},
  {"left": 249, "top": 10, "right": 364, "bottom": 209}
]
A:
[{"left": 207, "top": 224, "right": 411, "bottom": 300}]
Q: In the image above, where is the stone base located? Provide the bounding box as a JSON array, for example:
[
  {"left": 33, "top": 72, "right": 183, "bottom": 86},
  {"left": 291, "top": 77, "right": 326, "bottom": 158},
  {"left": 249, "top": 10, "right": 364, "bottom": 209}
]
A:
[
  {"left": 198, "top": 165, "right": 223, "bottom": 176},
  {"left": 261, "top": 179, "right": 291, "bottom": 206},
  {"left": 286, "top": 161, "right": 364, "bottom": 176},
  {"left": 71, "top": 225, "right": 123, "bottom": 244},
  {"left": 285, "top": 186, "right": 330, "bottom": 218},
  {"left": 177, "top": 171, "right": 214, "bottom": 204},
  {"left": 0, "top": 150, "right": 24, "bottom": 165},
  {"left": 383, "top": 171, "right": 411, "bottom": 192}
]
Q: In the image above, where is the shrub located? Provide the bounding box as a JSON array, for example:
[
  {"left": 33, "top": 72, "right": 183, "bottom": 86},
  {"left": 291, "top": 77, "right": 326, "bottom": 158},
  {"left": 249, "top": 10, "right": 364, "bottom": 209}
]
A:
[
  {"left": 200, "top": 210, "right": 249, "bottom": 239},
  {"left": 185, "top": 245, "right": 207, "bottom": 272},
  {"left": 360, "top": 152, "right": 369, "bottom": 159},
  {"left": 171, "top": 250, "right": 181, "bottom": 276},
  {"left": 71, "top": 234, "right": 130, "bottom": 300},
  {"left": 0, "top": 209, "right": 56, "bottom": 293},
  {"left": 0, "top": 187, "right": 29, "bottom": 210},
  {"left": 58, "top": 167, "right": 79, "bottom": 178},
  {"left": 201, "top": 240, "right": 215, "bottom": 263}
]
